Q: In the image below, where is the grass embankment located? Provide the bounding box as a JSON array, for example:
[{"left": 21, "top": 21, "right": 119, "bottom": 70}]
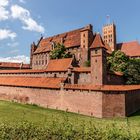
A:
[{"left": 0, "top": 100, "right": 140, "bottom": 139}]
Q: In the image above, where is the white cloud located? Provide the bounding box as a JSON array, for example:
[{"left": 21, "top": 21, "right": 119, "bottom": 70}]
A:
[
  {"left": 0, "top": 55, "right": 30, "bottom": 63},
  {"left": 0, "top": 0, "right": 9, "bottom": 6},
  {"left": 0, "top": 0, "right": 9, "bottom": 21},
  {"left": 0, "top": 29, "right": 17, "bottom": 40},
  {"left": 11, "top": 5, "right": 45, "bottom": 33}
]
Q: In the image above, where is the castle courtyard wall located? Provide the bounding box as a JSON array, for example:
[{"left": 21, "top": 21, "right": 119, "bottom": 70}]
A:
[{"left": 0, "top": 85, "right": 139, "bottom": 118}]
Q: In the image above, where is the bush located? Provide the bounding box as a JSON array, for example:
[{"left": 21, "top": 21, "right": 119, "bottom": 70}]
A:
[{"left": 0, "top": 120, "right": 139, "bottom": 140}]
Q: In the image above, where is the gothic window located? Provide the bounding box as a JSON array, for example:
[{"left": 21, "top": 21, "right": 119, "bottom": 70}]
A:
[{"left": 42, "top": 60, "right": 44, "bottom": 65}]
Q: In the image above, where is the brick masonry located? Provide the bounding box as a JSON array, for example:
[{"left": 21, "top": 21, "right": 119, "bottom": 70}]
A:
[{"left": 0, "top": 85, "right": 139, "bottom": 118}]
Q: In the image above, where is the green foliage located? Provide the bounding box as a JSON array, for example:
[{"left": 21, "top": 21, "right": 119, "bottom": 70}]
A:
[
  {"left": 0, "top": 120, "right": 139, "bottom": 139},
  {"left": 0, "top": 101, "right": 140, "bottom": 139},
  {"left": 107, "top": 50, "right": 129, "bottom": 72},
  {"left": 50, "top": 43, "right": 72, "bottom": 59},
  {"left": 107, "top": 50, "right": 140, "bottom": 85},
  {"left": 124, "top": 58, "right": 140, "bottom": 85},
  {"left": 84, "top": 60, "right": 90, "bottom": 67}
]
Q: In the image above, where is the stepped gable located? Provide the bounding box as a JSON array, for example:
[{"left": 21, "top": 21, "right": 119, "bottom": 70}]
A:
[
  {"left": 45, "top": 58, "right": 73, "bottom": 72},
  {"left": 0, "top": 62, "right": 30, "bottom": 69},
  {"left": 34, "top": 28, "right": 83, "bottom": 54},
  {"left": 117, "top": 41, "right": 140, "bottom": 57},
  {"left": 0, "top": 76, "right": 66, "bottom": 89}
]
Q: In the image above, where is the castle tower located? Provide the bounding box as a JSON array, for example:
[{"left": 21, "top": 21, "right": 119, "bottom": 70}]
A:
[
  {"left": 80, "top": 24, "right": 94, "bottom": 66},
  {"left": 30, "top": 42, "right": 37, "bottom": 68},
  {"left": 102, "top": 23, "right": 116, "bottom": 51},
  {"left": 90, "top": 33, "right": 107, "bottom": 85}
]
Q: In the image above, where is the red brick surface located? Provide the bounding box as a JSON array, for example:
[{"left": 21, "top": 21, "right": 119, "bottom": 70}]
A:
[{"left": 0, "top": 86, "right": 139, "bottom": 118}]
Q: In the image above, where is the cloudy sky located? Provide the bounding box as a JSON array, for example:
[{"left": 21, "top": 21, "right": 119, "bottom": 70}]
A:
[{"left": 0, "top": 0, "right": 140, "bottom": 63}]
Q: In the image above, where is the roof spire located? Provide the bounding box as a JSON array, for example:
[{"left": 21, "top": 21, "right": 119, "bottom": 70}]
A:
[{"left": 106, "top": 15, "right": 110, "bottom": 24}]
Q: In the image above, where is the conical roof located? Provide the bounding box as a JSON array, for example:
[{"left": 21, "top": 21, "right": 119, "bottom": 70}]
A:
[{"left": 90, "top": 33, "right": 106, "bottom": 49}]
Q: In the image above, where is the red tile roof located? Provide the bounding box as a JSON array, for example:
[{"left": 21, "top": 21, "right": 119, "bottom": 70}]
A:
[
  {"left": 46, "top": 58, "right": 73, "bottom": 72},
  {"left": 108, "top": 71, "right": 123, "bottom": 76},
  {"left": 0, "top": 62, "right": 30, "bottom": 69},
  {"left": 0, "top": 69, "right": 44, "bottom": 74},
  {"left": 64, "top": 84, "right": 140, "bottom": 91},
  {"left": 0, "top": 58, "right": 73, "bottom": 73},
  {"left": 0, "top": 76, "right": 66, "bottom": 89},
  {"left": 73, "top": 67, "right": 91, "bottom": 73},
  {"left": 117, "top": 41, "right": 140, "bottom": 57},
  {"left": 34, "top": 28, "right": 82, "bottom": 54},
  {"left": 90, "top": 34, "right": 106, "bottom": 49}
]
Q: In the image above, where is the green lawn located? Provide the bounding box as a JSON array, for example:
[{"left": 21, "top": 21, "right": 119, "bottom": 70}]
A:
[
  {"left": 0, "top": 100, "right": 139, "bottom": 127},
  {"left": 0, "top": 100, "right": 140, "bottom": 139}
]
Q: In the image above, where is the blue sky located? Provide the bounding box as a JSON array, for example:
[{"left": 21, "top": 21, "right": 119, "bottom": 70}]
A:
[{"left": 0, "top": 0, "right": 140, "bottom": 63}]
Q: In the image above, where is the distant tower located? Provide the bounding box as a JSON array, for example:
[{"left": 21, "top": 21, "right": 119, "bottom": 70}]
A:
[
  {"left": 90, "top": 33, "right": 107, "bottom": 85},
  {"left": 102, "top": 21, "right": 117, "bottom": 51}
]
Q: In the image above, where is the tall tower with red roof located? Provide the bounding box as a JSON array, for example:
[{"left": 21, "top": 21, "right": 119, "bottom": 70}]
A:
[{"left": 90, "top": 33, "right": 107, "bottom": 85}]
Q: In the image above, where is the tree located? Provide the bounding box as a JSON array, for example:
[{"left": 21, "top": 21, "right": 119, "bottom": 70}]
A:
[
  {"left": 107, "top": 50, "right": 129, "bottom": 72},
  {"left": 107, "top": 50, "right": 140, "bottom": 85},
  {"left": 124, "top": 58, "right": 140, "bottom": 85},
  {"left": 50, "top": 43, "right": 72, "bottom": 59}
]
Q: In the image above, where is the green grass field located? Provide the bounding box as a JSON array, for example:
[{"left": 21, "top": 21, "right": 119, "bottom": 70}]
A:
[{"left": 0, "top": 100, "right": 140, "bottom": 139}]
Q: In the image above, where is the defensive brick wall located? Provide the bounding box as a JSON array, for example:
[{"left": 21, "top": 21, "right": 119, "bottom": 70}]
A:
[{"left": 0, "top": 85, "right": 139, "bottom": 118}]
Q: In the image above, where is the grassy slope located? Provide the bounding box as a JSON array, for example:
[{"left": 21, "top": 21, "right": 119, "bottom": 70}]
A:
[{"left": 0, "top": 100, "right": 140, "bottom": 130}]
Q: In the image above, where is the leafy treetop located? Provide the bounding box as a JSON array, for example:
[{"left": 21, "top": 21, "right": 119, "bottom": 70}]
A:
[{"left": 50, "top": 43, "right": 72, "bottom": 59}]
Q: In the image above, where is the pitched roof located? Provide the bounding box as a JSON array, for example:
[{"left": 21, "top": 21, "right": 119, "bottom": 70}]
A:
[
  {"left": 90, "top": 33, "right": 106, "bottom": 49},
  {"left": 0, "top": 69, "right": 44, "bottom": 74},
  {"left": 46, "top": 58, "right": 73, "bottom": 72},
  {"left": 117, "top": 41, "right": 140, "bottom": 57},
  {"left": 73, "top": 67, "right": 91, "bottom": 73},
  {"left": 0, "top": 62, "right": 30, "bottom": 69},
  {"left": 0, "top": 76, "right": 66, "bottom": 89},
  {"left": 0, "top": 58, "right": 73, "bottom": 73},
  {"left": 64, "top": 84, "right": 140, "bottom": 91},
  {"left": 34, "top": 28, "right": 82, "bottom": 54}
]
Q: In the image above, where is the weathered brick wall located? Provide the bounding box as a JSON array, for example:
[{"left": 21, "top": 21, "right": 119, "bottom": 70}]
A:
[
  {"left": 0, "top": 86, "right": 103, "bottom": 118},
  {"left": 102, "top": 90, "right": 140, "bottom": 118},
  {"left": 73, "top": 72, "right": 91, "bottom": 84},
  {"left": 125, "top": 90, "right": 140, "bottom": 116},
  {"left": 0, "top": 86, "right": 139, "bottom": 118},
  {"left": 102, "top": 92, "right": 126, "bottom": 118},
  {"left": 107, "top": 74, "right": 124, "bottom": 85},
  {"left": 0, "top": 72, "right": 68, "bottom": 78}
]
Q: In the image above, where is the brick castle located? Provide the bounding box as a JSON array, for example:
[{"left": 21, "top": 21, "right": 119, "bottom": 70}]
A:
[{"left": 0, "top": 23, "right": 140, "bottom": 118}]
